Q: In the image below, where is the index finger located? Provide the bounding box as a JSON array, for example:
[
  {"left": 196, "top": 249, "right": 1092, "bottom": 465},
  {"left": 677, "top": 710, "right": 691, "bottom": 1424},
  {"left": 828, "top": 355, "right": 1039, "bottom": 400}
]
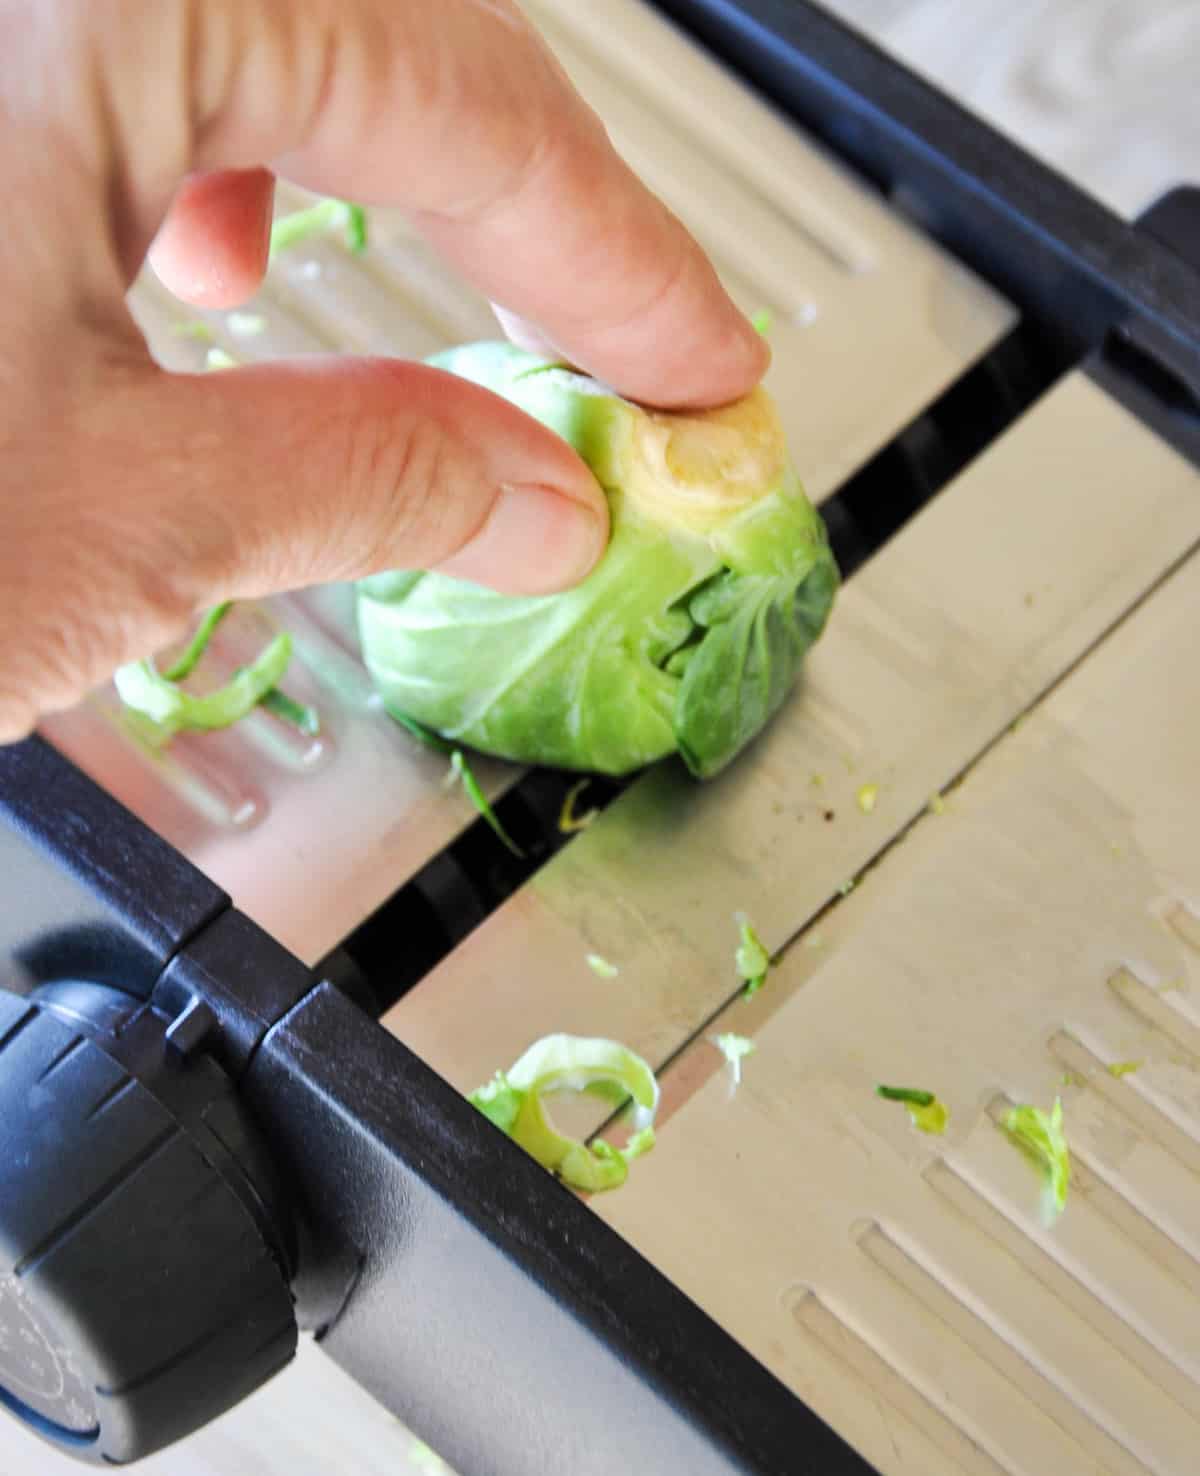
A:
[{"left": 135, "top": 0, "right": 769, "bottom": 408}]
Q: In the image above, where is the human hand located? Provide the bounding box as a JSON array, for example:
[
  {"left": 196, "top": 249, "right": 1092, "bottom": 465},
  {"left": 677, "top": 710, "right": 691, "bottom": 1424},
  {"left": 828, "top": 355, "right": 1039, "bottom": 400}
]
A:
[{"left": 0, "top": 0, "right": 767, "bottom": 742}]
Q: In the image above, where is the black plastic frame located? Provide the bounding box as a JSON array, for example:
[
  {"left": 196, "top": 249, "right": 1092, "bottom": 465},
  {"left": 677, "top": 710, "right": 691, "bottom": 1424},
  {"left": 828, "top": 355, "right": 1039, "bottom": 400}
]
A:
[
  {"left": 652, "top": 0, "right": 1200, "bottom": 403},
  {"left": 4, "top": 3, "right": 1200, "bottom": 1474}
]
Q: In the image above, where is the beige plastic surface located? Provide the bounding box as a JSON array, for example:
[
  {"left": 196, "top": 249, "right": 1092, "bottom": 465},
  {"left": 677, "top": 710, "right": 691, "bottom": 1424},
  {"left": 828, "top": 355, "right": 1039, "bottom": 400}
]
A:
[
  {"left": 39, "top": 0, "right": 1010, "bottom": 965},
  {"left": 593, "top": 546, "right": 1200, "bottom": 1476},
  {"left": 384, "top": 371, "right": 1200, "bottom": 1471}
]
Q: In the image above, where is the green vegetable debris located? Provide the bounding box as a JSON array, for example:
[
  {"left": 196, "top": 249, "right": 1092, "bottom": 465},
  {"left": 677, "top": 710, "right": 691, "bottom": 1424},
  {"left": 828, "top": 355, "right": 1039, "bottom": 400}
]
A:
[
  {"left": 1001, "top": 1097, "right": 1070, "bottom": 1223},
  {"left": 559, "top": 779, "right": 599, "bottom": 834},
  {"left": 269, "top": 198, "right": 368, "bottom": 256},
  {"left": 876, "top": 1085, "right": 948, "bottom": 1136},
  {"left": 586, "top": 954, "right": 620, "bottom": 979},
  {"left": 469, "top": 1034, "right": 659, "bottom": 1193},
  {"left": 447, "top": 750, "right": 523, "bottom": 857},
  {"left": 113, "top": 595, "right": 322, "bottom": 743},
  {"left": 735, "top": 915, "right": 771, "bottom": 997},
  {"left": 356, "top": 342, "right": 837, "bottom": 779}
]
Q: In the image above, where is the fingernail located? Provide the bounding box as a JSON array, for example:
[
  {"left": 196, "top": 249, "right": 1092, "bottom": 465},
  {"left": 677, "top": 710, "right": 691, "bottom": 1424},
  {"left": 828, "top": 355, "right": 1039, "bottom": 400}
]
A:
[
  {"left": 434, "top": 483, "right": 607, "bottom": 595},
  {"left": 492, "top": 304, "right": 560, "bottom": 360}
]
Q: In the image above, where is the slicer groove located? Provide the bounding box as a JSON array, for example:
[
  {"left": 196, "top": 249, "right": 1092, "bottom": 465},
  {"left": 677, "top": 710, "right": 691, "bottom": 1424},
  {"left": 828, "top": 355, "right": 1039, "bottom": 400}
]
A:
[
  {"left": 788, "top": 1288, "right": 1015, "bottom": 1476},
  {"left": 922, "top": 1159, "right": 1200, "bottom": 1418},
  {"left": 1165, "top": 902, "right": 1200, "bottom": 955},
  {"left": 855, "top": 1220, "right": 1157, "bottom": 1476},
  {"left": 1107, "top": 966, "right": 1200, "bottom": 1061},
  {"left": 1048, "top": 1032, "right": 1200, "bottom": 1177},
  {"left": 1066, "top": 1145, "right": 1200, "bottom": 1297}
]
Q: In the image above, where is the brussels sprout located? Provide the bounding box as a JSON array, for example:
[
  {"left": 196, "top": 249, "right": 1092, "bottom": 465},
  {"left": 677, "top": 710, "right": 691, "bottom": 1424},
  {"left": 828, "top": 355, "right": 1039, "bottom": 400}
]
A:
[{"left": 357, "top": 342, "right": 838, "bottom": 778}]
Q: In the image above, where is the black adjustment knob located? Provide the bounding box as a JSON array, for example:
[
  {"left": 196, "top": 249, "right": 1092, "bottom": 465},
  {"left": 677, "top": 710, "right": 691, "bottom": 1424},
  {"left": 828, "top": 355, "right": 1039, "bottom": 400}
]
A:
[{"left": 0, "top": 981, "right": 298, "bottom": 1465}]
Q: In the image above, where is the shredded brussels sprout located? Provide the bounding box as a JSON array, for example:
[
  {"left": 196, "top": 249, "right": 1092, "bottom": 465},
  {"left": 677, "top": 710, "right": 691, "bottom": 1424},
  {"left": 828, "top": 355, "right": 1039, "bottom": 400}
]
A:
[
  {"left": 269, "top": 198, "right": 368, "bottom": 256},
  {"left": 1002, "top": 1097, "right": 1070, "bottom": 1222},
  {"left": 735, "top": 915, "right": 770, "bottom": 998},
  {"left": 115, "top": 630, "right": 293, "bottom": 738},
  {"left": 468, "top": 1034, "right": 659, "bottom": 1193},
  {"left": 876, "top": 1085, "right": 948, "bottom": 1135},
  {"left": 559, "top": 779, "right": 599, "bottom": 834},
  {"left": 448, "top": 750, "right": 524, "bottom": 857}
]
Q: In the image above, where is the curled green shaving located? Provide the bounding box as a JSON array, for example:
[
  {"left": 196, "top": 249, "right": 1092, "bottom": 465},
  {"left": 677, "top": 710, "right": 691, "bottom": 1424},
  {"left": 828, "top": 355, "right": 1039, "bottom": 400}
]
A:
[
  {"left": 115, "top": 605, "right": 315, "bottom": 741},
  {"left": 468, "top": 1034, "right": 659, "bottom": 1193},
  {"left": 115, "top": 631, "right": 293, "bottom": 737}
]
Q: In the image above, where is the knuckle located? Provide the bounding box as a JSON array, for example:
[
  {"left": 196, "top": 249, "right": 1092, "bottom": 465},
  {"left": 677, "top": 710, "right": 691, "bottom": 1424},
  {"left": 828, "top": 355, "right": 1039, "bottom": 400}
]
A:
[{"left": 347, "top": 409, "right": 479, "bottom": 572}]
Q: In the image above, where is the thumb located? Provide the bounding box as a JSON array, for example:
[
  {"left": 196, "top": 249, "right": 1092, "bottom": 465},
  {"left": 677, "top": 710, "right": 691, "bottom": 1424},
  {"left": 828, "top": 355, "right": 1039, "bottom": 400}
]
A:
[
  {"left": 0, "top": 353, "right": 606, "bottom": 740},
  {"left": 163, "top": 355, "right": 609, "bottom": 598}
]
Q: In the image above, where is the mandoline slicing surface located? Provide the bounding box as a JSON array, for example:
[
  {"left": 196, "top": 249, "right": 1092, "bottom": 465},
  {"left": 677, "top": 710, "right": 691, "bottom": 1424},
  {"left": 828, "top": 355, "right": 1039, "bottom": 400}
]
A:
[
  {"left": 591, "top": 533, "right": 1200, "bottom": 1476},
  {"left": 40, "top": 0, "right": 1011, "bottom": 965},
  {"left": 385, "top": 370, "right": 1200, "bottom": 1474}
]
